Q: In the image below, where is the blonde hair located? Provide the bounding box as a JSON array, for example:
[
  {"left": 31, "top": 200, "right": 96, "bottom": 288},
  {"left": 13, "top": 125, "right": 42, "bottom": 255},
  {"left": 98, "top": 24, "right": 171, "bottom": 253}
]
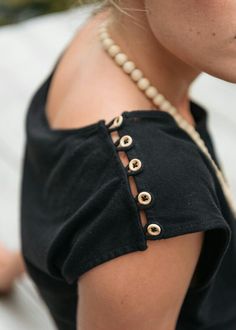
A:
[
  {"left": 76, "top": 0, "right": 121, "bottom": 13},
  {"left": 75, "top": 0, "right": 133, "bottom": 19},
  {"left": 76, "top": 1, "right": 147, "bottom": 30}
]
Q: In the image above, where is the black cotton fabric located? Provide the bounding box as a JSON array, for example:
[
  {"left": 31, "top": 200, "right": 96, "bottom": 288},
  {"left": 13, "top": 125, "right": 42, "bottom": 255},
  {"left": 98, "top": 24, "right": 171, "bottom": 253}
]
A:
[{"left": 20, "top": 58, "right": 236, "bottom": 330}]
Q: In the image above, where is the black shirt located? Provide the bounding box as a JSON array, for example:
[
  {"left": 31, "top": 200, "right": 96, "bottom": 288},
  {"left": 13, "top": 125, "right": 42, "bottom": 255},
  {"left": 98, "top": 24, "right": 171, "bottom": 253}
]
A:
[{"left": 20, "top": 59, "right": 236, "bottom": 329}]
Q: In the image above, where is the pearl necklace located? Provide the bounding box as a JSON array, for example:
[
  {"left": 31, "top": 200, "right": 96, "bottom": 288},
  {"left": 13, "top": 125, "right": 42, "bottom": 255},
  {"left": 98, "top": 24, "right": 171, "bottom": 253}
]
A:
[{"left": 98, "top": 20, "right": 236, "bottom": 219}]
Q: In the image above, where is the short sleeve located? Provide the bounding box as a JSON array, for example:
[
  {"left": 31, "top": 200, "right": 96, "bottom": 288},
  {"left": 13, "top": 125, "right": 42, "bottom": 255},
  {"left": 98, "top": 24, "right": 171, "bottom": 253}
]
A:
[
  {"left": 40, "top": 112, "right": 232, "bottom": 290},
  {"left": 116, "top": 112, "right": 232, "bottom": 292}
]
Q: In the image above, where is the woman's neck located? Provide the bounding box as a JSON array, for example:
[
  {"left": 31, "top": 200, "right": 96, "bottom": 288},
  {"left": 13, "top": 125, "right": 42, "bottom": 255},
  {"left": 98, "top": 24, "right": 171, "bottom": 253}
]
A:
[{"left": 101, "top": 5, "right": 202, "bottom": 126}]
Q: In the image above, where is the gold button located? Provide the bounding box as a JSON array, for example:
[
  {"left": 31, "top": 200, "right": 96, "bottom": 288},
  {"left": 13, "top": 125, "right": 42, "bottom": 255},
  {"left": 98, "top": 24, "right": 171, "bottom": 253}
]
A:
[
  {"left": 119, "top": 135, "right": 133, "bottom": 148},
  {"left": 113, "top": 115, "right": 123, "bottom": 128},
  {"left": 128, "top": 158, "right": 142, "bottom": 172},
  {"left": 137, "top": 191, "right": 152, "bottom": 205},
  {"left": 147, "top": 224, "right": 162, "bottom": 236}
]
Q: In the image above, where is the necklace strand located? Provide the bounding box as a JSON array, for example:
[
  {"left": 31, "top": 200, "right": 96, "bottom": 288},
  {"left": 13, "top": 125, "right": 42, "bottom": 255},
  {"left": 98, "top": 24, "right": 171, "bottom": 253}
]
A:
[{"left": 98, "top": 20, "right": 236, "bottom": 219}]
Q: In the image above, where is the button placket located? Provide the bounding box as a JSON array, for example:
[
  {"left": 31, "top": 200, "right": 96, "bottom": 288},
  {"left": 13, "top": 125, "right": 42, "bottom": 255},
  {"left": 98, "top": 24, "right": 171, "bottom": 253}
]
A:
[{"left": 106, "top": 113, "right": 163, "bottom": 240}]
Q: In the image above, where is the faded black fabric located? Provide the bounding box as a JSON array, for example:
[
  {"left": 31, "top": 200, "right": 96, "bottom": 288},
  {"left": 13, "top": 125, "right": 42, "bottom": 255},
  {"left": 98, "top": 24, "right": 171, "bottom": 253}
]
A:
[{"left": 20, "top": 61, "right": 236, "bottom": 330}]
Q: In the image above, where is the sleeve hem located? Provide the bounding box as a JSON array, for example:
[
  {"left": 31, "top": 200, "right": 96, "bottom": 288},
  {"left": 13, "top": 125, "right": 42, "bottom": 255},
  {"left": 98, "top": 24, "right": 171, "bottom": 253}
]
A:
[
  {"left": 154, "top": 217, "right": 231, "bottom": 239},
  {"left": 62, "top": 242, "right": 148, "bottom": 284},
  {"left": 62, "top": 217, "right": 231, "bottom": 287}
]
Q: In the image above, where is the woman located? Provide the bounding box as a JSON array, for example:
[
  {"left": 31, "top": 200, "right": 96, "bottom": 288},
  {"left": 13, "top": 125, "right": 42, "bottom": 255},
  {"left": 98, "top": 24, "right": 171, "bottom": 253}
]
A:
[{"left": 19, "top": 0, "right": 236, "bottom": 329}]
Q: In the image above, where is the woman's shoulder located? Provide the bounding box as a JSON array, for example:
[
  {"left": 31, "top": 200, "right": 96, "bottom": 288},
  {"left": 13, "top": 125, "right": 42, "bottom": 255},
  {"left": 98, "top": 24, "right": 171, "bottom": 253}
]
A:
[
  {"left": 24, "top": 71, "right": 233, "bottom": 290},
  {"left": 40, "top": 109, "right": 231, "bottom": 290},
  {"left": 45, "top": 9, "right": 154, "bottom": 132}
]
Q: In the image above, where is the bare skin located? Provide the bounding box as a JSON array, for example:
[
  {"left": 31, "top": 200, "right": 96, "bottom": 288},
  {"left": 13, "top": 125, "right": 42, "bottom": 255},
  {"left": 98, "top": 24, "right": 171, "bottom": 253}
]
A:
[
  {"left": 43, "top": 1, "right": 236, "bottom": 329},
  {"left": 46, "top": 1, "right": 236, "bottom": 132},
  {"left": 0, "top": 243, "right": 25, "bottom": 295}
]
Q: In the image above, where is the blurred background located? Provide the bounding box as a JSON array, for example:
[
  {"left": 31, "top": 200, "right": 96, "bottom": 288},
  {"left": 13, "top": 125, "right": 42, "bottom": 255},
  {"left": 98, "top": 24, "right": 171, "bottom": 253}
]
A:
[
  {"left": 0, "top": 1, "right": 235, "bottom": 329},
  {"left": 0, "top": 0, "right": 75, "bottom": 26},
  {"left": 0, "top": 1, "right": 100, "bottom": 329},
  {"left": 0, "top": 0, "right": 82, "bottom": 26}
]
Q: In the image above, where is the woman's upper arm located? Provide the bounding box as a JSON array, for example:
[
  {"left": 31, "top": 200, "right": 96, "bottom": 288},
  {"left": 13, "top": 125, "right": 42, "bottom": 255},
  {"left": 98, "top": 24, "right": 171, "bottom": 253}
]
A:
[{"left": 76, "top": 230, "right": 205, "bottom": 330}]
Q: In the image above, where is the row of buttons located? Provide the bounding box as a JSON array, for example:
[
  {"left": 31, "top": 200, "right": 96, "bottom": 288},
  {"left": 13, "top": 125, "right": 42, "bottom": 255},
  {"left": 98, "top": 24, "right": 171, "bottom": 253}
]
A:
[{"left": 106, "top": 114, "right": 162, "bottom": 238}]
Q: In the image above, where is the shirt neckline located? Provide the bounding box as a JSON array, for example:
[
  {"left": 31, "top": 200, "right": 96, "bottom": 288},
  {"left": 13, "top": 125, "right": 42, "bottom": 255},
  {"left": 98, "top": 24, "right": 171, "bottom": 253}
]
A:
[{"left": 121, "top": 100, "right": 208, "bottom": 132}]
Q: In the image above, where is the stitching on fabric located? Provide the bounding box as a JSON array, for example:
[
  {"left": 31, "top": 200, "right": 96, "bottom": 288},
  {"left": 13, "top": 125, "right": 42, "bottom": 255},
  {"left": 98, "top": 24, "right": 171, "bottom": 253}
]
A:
[
  {"left": 129, "top": 122, "right": 168, "bottom": 236},
  {"left": 131, "top": 139, "right": 159, "bottom": 218},
  {"left": 161, "top": 219, "right": 229, "bottom": 232},
  {"left": 102, "top": 116, "right": 158, "bottom": 240},
  {"left": 68, "top": 243, "right": 148, "bottom": 276},
  {"left": 68, "top": 216, "right": 230, "bottom": 283},
  {"left": 71, "top": 217, "right": 229, "bottom": 270},
  {"left": 98, "top": 120, "right": 148, "bottom": 241},
  {"left": 146, "top": 212, "right": 229, "bottom": 229},
  {"left": 109, "top": 122, "right": 148, "bottom": 231},
  {"left": 97, "top": 121, "right": 129, "bottom": 187}
]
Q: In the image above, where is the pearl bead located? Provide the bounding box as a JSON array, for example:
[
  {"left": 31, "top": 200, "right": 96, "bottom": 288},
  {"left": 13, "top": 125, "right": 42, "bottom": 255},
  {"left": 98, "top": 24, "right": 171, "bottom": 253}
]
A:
[
  {"left": 115, "top": 53, "right": 128, "bottom": 65},
  {"left": 179, "top": 120, "right": 189, "bottom": 130},
  {"left": 205, "top": 150, "right": 211, "bottom": 158},
  {"left": 192, "top": 131, "right": 200, "bottom": 139},
  {"left": 186, "top": 125, "right": 195, "bottom": 134},
  {"left": 137, "top": 78, "right": 150, "bottom": 91},
  {"left": 123, "top": 61, "right": 136, "bottom": 73},
  {"left": 102, "top": 37, "right": 114, "bottom": 50},
  {"left": 159, "top": 100, "right": 171, "bottom": 111},
  {"left": 131, "top": 69, "right": 143, "bottom": 82},
  {"left": 153, "top": 93, "right": 165, "bottom": 106},
  {"left": 197, "top": 140, "right": 206, "bottom": 148},
  {"left": 168, "top": 106, "right": 177, "bottom": 115},
  {"left": 98, "top": 26, "right": 107, "bottom": 34},
  {"left": 174, "top": 113, "right": 182, "bottom": 123},
  {"left": 201, "top": 145, "right": 208, "bottom": 153},
  {"left": 145, "top": 86, "right": 158, "bottom": 99},
  {"left": 99, "top": 32, "right": 109, "bottom": 41},
  {"left": 108, "top": 45, "right": 121, "bottom": 57}
]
